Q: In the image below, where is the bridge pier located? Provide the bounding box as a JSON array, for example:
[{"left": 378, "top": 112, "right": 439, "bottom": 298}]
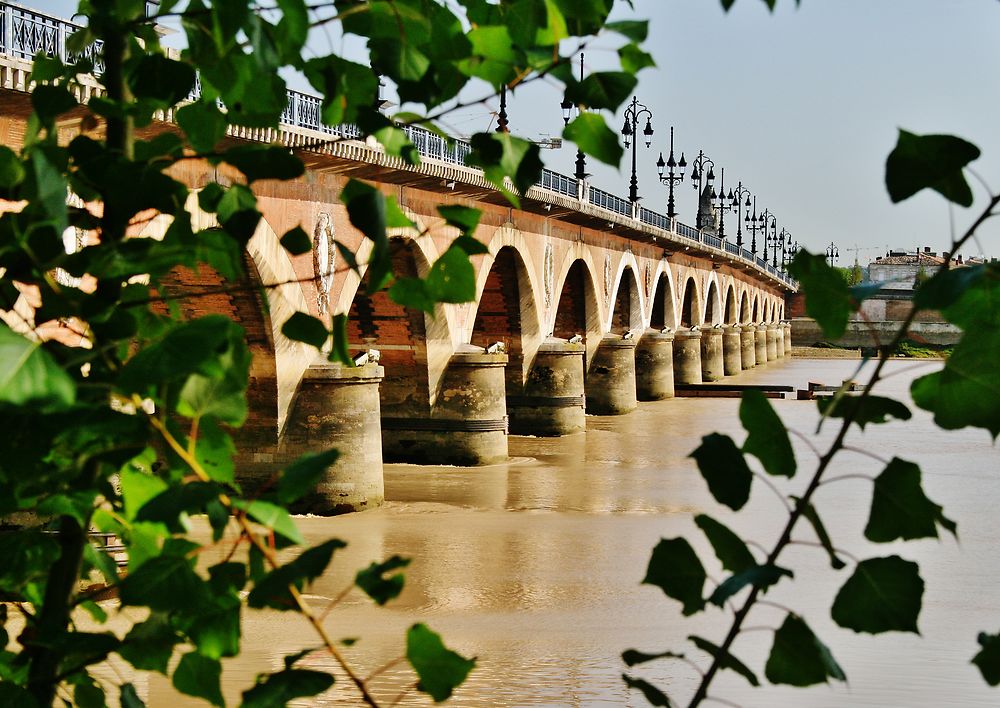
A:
[
  {"left": 766, "top": 324, "right": 780, "bottom": 360},
  {"left": 783, "top": 322, "right": 793, "bottom": 355},
  {"left": 740, "top": 325, "right": 757, "bottom": 369},
  {"left": 635, "top": 329, "right": 675, "bottom": 401},
  {"left": 383, "top": 349, "right": 509, "bottom": 465},
  {"left": 700, "top": 327, "right": 725, "bottom": 382},
  {"left": 755, "top": 325, "right": 768, "bottom": 365},
  {"left": 673, "top": 328, "right": 703, "bottom": 384},
  {"left": 722, "top": 325, "right": 742, "bottom": 376},
  {"left": 774, "top": 325, "right": 785, "bottom": 359},
  {"left": 508, "top": 339, "right": 586, "bottom": 436},
  {"left": 273, "top": 362, "right": 385, "bottom": 515},
  {"left": 586, "top": 335, "right": 638, "bottom": 415}
]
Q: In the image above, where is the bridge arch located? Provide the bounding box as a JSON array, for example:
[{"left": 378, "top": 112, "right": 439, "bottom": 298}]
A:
[
  {"left": 679, "top": 276, "right": 703, "bottom": 328},
  {"left": 648, "top": 263, "right": 679, "bottom": 331},
  {"left": 551, "top": 251, "right": 603, "bottom": 365},
  {"left": 609, "top": 254, "right": 644, "bottom": 335},
  {"left": 703, "top": 275, "right": 722, "bottom": 326},
  {"left": 739, "top": 289, "right": 751, "bottom": 324},
  {"left": 468, "top": 241, "right": 542, "bottom": 388},
  {"left": 723, "top": 283, "right": 737, "bottom": 325}
]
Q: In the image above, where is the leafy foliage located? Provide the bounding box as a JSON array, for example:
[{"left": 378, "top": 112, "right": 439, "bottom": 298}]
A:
[{"left": 766, "top": 614, "right": 846, "bottom": 686}]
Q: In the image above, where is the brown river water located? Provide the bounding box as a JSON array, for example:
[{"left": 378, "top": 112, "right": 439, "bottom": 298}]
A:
[{"left": 136, "top": 358, "right": 999, "bottom": 707}]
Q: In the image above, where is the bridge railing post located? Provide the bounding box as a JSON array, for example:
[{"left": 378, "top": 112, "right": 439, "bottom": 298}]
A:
[{"left": 2, "top": 4, "right": 11, "bottom": 59}]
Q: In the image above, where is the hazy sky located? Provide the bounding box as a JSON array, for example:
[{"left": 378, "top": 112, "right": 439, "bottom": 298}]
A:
[{"left": 43, "top": 0, "right": 1000, "bottom": 262}]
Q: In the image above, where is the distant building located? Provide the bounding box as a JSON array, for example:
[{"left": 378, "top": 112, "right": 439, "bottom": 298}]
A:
[{"left": 868, "top": 247, "right": 952, "bottom": 291}]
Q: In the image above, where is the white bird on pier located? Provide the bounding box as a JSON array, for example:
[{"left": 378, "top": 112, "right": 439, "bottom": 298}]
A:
[{"left": 568, "top": 334, "right": 583, "bottom": 344}]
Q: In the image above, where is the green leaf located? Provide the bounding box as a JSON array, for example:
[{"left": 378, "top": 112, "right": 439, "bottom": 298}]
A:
[
  {"left": 73, "top": 677, "right": 106, "bottom": 708},
  {"left": 224, "top": 145, "right": 305, "bottom": 183},
  {"left": 330, "top": 313, "right": 352, "bottom": 365},
  {"left": 643, "top": 538, "right": 705, "bottom": 616},
  {"left": 622, "top": 674, "right": 670, "bottom": 706},
  {"left": 120, "top": 684, "right": 145, "bottom": 708},
  {"left": 766, "top": 614, "right": 846, "bottom": 686},
  {"left": 605, "top": 19, "right": 649, "bottom": 42},
  {"left": 689, "top": 433, "right": 753, "bottom": 511},
  {"left": 865, "top": 457, "right": 956, "bottom": 542},
  {"left": 0, "top": 325, "right": 76, "bottom": 410},
  {"left": 120, "top": 555, "right": 210, "bottom": 612},
  {"left": 280, "top": 226, "right": 312, "bottom": 255},
  {"left": 740, "top": 390, "right": 796, "bottom": 477},
  {"left": 793, "top": 497, "right": 846, "bottom": 570},
  {"left": 406, "top": 623, "right": 476, "bottom": 702},
  {"left": 281, "top": 312, "right": 329, "bottom": 349},
  {"left": 831, "top": 556, "right": 923, "bottom": 634},
  {"left": 618, "top": 43, "right": 656, "bottom": 74},
  {"left": 389, "top": 278, "right": 436, "bottom": 314},
  {"left": 622, "top": 649, "right": 685, "bottom": 667},
  {"left": 689, "top": 635, "right": 759, "bottom": 686},
  {"left": 885, "top": 130, "right": 980, "bottom": 206},
  {"left": 193, "top": 419, "right": 236, "bottom": 485},
  {"left": 0, "top": 146, "right": 25, "bottom": 189},
  {"left": 709, "top": 564, "right": 792, "bottom": 607},
  {"left": 31, "top": 84, "right": 78, "bottom": 123},
  {"left": 787, "top": 251, "right": 855, "bottom": 340},
  {"left": 564, "top": 72, "right": 637, "bottom": 111},
  {"left": 465, "top": 133, "right": 544, "bottom": 205},
  {"left": 248, "top": 539, "right": 346, "bottom": 610},
  {"left": 818, "top": 394, "right": 912, "bottom": 430},
  {"left": 237, "top": 499, "right": 304, "bottom": 545},
  {"left": 425, "top": 247, "right": 476, "bottom": 303},
  {"left": 177, "top": 101, "right": 228, "bottom": 153},
  {"left": 242, "top": 669, "right": 335, "bottom": 707},
  {"left": 450, "top": 235, "right": 489, "bottom": 256},
  {"left": 129, "top": 55, "right": 196, "bottom": 106},
  {"left": 172, "top": 652, "right": 224, "bottom": 707},
  {"left": 973, "top": 632, "right": 1000, "bottom": 686},
  {"left": 437, "top": 205, "right": 482, "bottom": 235},
  {"left": 563, "top": 113, "right": 624, "bottom": 167},
  {"left": 694, "top": 514, "right": 755, "bottom": 574},
  {"left": 186, "top": 593, "right": 241, "bottom": 660},
  {"left": 356, "top": 555, "right": 411, "bottom": 605},
  {"left": 118, "top": 615, "right": 179, "bottom": 674},
  {"left": 120, "top": 469, "right": 168, "bottom": 521},
  {"left": 276, "top": 449, "right": 340, "bottom": 504}
]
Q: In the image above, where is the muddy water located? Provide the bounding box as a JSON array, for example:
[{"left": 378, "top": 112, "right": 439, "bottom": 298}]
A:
[{"left": 145, "top": 358, "right": 1000, "bottom": 707}]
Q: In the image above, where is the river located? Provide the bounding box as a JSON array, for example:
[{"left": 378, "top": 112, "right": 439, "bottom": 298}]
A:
[{"left": 144, "top": 358, "right": 1000, "bottom": 707}]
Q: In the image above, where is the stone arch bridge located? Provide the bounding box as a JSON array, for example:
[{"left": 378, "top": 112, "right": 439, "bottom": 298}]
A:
[{"left": 0, "top": 2, "right": 795, "bottom": 514}]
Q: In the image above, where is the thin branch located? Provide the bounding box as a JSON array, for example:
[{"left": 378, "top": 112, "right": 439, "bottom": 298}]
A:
[
  {"left": 704, "top": 695, "right": 742, "bottom": 708},
  {"left": 317, "top": 582, "right": 356, "bottom": 621},
  {"left": 818, "top": 473, "right": 875, "bottom": 488},
  {"left": 840, "top": 445, "right": 889, "bottom": 465},
  {"left": 365, "top": 655, "right": 406, "bottom": 684},
  {"left": 751, "top": 471, "right": 792, "bottom": 513},
  {"left": 788, "top": 540, "right": 860, "bottom": 565},
  {"left": 387, "top": 681, "right": 418, "bottom": 707},
  {"left": 787, "top": 428, "right": 822, "bottom": 460}
]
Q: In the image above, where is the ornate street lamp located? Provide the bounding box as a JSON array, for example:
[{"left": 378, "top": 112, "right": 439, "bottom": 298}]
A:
[
  {"left": 726, "top": 181, "right": 751, "bottom": 252},
  {"left": 714, "top": 168, "right": 730, "bottom": 239},
  {"left": 689, "top": 150, "right": 715, "bottom": 228},
  {"left": 621, "top": 96, "right": 654, "bottom": 204},
  {"left": 655, "top": 126, "right": 686, "bottom": 219},
  {"left": 826, "top": 242, "right": 840, "bottom": 264},
  {"left": 745, "top": 196, "right": 762, "bottom": 257},
  {"left": 779, "top": 228, "right": 796, "bottom": 271},
  {"left": 560, "top": 53, "right": 590, "bottom": 180},
  {"left": 759, "top": 209, "right": 777, "bottom": 263},
  {"left": 496, "top": 85, "right": 510, "bottom": 133}
]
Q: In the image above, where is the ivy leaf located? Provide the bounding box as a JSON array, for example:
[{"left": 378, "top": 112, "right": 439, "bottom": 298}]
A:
[
  {"left": 465, "top": 133, "right": 543, "bottom": 206},
  {"left": 740, "top": 390, "right": 795, "bottom": 477},
  {"left": 247, "top": 539, "right": 346, "bottom": 610},
  {"left": 128, "top": 55, "right": 196, "bottom": 106},
  {"left": 281, "top": 312, "right": 329, "bottom": 349},
  {"left": 276, "top": 449, "right": 340, "bottom": 504},
  {"left": 437, "top": 205, "right": 482, "bottom": 235},
  {"left": 818, "top": 395, "right": 912, "bottom": 430},
  {"left": 766, "top": 614, "right": 846, "bottom": 686},
  {"left": 709, "top": 565, "right": 792, "bottom": 607},
  {"left": 618, "top": 43, "right": 656, "bottom": 74},
  {"left": 831, "top": 556, "right": 923, "bottom": 634},
  {"left": 280, "top": 226, "right": 312, "bottom": 255},
  {"left": 622, "top": 649, "right": 685, "bottom": 667},
  {"left": 885, "top": 130, "right": 980, "bottom": 206},
  {"left": 172, "top": 652, "right": 224, "bottom": 707},
  {"left": 787, "top": 251, "right": 855, "bottom": 340},
  {"left": 865, "top": 457, "right": 956, "bottom": 542},
  {"left": 355, "top": 555, "right": 411, "bottom": 605},
  {"left": 643, "top": 538, "right": 705, "bottom": 616},
  {"left": 564, "top": 71, "right": 637, "bottom": 111},
  {"left": 176, "top": 101, "right": 228, "bottom": 153},
  {"left": 0, "top": 326, "right": 76, "bottom": 410},
  {"left": 694, "top": 514, "right": 755, "bottom": 574},
  {"left": 224, "top": 145, "right": 305, "bottom": 183},
  {"left": 973, "top": 632, "right": 1000, "bottom": 686},
  {"left": 117, "top": 614, "right": 179, "bottom": 674},
  {"left": 604, "top": 19, "right": 649, "bottom": 42},
  {"left": 621, "top": 674, "right": 670, "bottom": 706},
  {"left": 425, "top": 247, "right": 476, "bottom": 303},
  {"left": 406, "top": 623, "right": 476, "bottom": 702},
  {"left": 119, "top": 555, "right": 210, "bottom": 612},
  {"left": 236, "top": 499, "right": 304, "bottom": 545},
  {"left": 242, "top": 669, "right": 334, "bottom": 707},
  {"left": 563, "top": 113, "right": 623, "bottom": 167},
  {"left": 793, "top": 497, "right": 846, "bottom": 570},
  {"left": 689, "top": 433, "right": 753, "bottom": 511},
  {"left": 689, "top": 635, "right": 759, "bottom": 686}
]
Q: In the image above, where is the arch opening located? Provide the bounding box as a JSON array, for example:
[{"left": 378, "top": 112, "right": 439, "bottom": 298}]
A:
[
  {"left": 553, "top": 259, "right": 601, "bottom": 363},
  {"left": 705, "top": 281, "right": 720, "bottom": 326},
  {"left": 681, "top": 278, "right": 700, "bottom": 328},
  {"left": 611, "top": 267, "right": 641, "bottom": 335},
  {"left": 740, "top": 291, "right": 750, "bottom": 325},
  {"left": 724, "top": 286, "right": 736, "bottom": 325}
]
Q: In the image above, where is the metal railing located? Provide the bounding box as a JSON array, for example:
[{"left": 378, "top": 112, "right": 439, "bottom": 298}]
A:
[{"left": 0, "top": 0, "right": 797, "bottom": 289}]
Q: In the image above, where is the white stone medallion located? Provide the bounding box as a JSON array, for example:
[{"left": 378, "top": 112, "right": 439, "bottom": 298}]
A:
[{"left": 313, "top": 212, "right": 336, "bottom": 315}]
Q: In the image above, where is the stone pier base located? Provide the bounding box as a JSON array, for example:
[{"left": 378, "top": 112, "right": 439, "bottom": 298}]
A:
[
  {"left": 635, "top": 329, "right": 675, "bottom": 401},
  {"left": 586, "top": 335, "right": 638, "bottom": 415},
  {"left": 700, "top": 327, "right": 725, "bottom": 382},
  {"left": 755, "top": 325, "right": 768, "bottom": 365},
  {"left": 740, "top": 325, "right": 757, "bottom": 369},
  {"left": 673, "top": 328, "right": 703, "bottom": 384},
  {"left": 508, "top": 339, "right": 586, "bottom": 436}
]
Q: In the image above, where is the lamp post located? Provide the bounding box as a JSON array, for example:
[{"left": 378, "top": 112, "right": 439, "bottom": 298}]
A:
[
  {"left": 496, "top": 85, "right": 510, "bottom": 133},
  {"left": 779, "top": 228, "right": 795, "bottom": 271},
  {"left": 560, "top": 53, "right": 589, "bottom": 181},
  {"left": 621, "top": 96, "right": 654, "bottom": 204},
  {"left": 728, "top": 181, "right": 751, "bottom": 252},
  {"left": 759, "top": 209, "right": 776, "bottom": 263},
  {"left": 826, "top": 242, "right": 840, "bottom": 265},
  {"left": 714, "top": 168, "right": 730, "bottom": 239},
  {"left": 745, "top": 196, "right": 762, "bottom": 258},
  {"left": 655, "top": 126, "right": 686, "bottom": 219},
  {"left": 690, "top": 150, "right": 715, "bottom": 228}
]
